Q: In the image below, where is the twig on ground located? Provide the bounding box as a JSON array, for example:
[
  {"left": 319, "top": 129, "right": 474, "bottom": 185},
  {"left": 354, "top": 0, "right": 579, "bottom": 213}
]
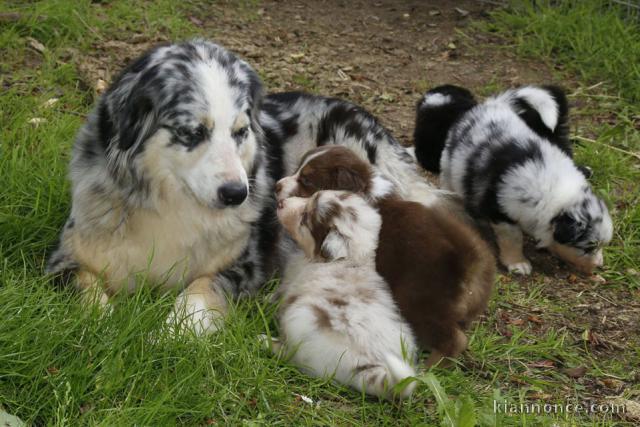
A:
[{"left": 573, "top": 135, "right": 640, "bottom": 161}]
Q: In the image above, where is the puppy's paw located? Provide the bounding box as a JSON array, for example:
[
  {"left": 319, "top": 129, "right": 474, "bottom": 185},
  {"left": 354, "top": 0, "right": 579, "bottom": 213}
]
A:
[
  {"left": 507, "top": 260, "right": 532, "bottom": 275},
  {"left": 167, "top": 293, "right": 224, "bottom": 336}
]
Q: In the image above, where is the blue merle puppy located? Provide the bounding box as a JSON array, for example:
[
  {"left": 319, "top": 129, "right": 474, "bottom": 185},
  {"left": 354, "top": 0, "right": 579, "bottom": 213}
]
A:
[{"left": 414, "top": 85, "right": 612, "bottom": 275}]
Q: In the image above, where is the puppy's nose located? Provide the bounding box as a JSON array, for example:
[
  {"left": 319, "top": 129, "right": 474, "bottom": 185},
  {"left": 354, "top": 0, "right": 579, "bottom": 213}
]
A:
[
  {"left": 275, "top": 180, "right": 283, "bottom": 196},
  {"left": 218, "top": 182, "right": 248, "bottom": 206}
]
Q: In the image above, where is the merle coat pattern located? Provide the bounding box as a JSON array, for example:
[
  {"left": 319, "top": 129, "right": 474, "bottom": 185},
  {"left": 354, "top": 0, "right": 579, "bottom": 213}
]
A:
[
  {"left": 413, "top": 85, "right": 612, "bottom": 275},
  {"left": 47, "top": 40, "right": 448, "bottom": 335}
]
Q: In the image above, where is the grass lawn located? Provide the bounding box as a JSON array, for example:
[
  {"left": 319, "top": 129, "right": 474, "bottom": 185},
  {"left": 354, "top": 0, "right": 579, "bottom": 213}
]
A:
[{"left": 1, "top": 0, "right": 638, "bottom": 425}]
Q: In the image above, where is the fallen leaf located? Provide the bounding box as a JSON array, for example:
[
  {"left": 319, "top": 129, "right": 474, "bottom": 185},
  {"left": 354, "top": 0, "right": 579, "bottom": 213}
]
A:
[
  {"left": 26, "top": 36, "right": 46, "bottom": 54},
  {"left": 527, "top": 314, "right": 543, "bottom": 324},
  {"left": 42, "top": 98, "right": 59, "bottom": 108},
  {"left": 28, "top": 117, "right": 47, "bottom": 127},
  {"left": 46, "top": 366, "right": 59, "bottom": 374},
  {"left": 455, "top": 7, "right": 470, "bottom": 17},
  {"left": 188, "top": 16, "right": 203, "bottom": 27},
  {"left": 402, "top": 13, "right": 409, "bottom": 19},
  {"left": 562, "top": 366, "right": 587, "bottom": 378},
  {"left": 590, "top": 274, "right": 607, "bottom": 284},
  {"left": 567, "top": 274, "right": 579, "bottom": 283},
  {"left": 429, "top": 10, "right": 440, "bottom": 16},
  {"left": 447, "top": 42, "right": 457, "bottom": 50},
  {"left": 528, "top": 360, "right": 555, "bottom": 369}
]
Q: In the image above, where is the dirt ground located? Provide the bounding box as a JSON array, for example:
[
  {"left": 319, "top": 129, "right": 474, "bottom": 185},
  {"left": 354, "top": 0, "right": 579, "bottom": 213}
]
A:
[{"left": 73, "top": 0, "right": 639, "bottom": 398}]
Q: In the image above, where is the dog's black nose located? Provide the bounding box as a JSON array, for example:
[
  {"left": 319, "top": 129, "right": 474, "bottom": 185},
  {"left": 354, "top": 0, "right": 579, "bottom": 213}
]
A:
[{"left": 218, "top": 182, "right": 248, "bottom": 206}]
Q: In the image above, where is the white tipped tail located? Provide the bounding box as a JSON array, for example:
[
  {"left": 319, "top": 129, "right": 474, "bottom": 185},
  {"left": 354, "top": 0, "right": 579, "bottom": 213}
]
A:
[
  {"left": 511, "top": 86, "right": 560, "bottom": 131},
  {"left": 351, "top": 354, "right": 416, "bottom": 400}
]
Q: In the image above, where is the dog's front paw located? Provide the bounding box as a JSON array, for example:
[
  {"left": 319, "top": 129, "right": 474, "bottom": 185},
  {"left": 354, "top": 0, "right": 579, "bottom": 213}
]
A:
[
  {"left": 507, "top": 260, "right": 532, "bottom": 275},
  {"left": 167, "top": 293, "right": 224, "bottom": 336}
]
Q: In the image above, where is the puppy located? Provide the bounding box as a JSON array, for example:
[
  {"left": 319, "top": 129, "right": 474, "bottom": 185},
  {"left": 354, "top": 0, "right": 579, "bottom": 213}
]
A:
[
  {"left": 271, "top": 190, "right": 417, "bottom": 399},
  {"left": 414, "top": 85, "right": 613, "bottom": 275},
  {"left": 276, "top": 145, "right": 496, "bottom": 366}
]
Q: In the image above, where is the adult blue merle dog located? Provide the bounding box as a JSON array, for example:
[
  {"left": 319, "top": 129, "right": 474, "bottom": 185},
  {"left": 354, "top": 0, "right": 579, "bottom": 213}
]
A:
[{"left": 47, "top": 39, "right": 451, "bottom": 335}]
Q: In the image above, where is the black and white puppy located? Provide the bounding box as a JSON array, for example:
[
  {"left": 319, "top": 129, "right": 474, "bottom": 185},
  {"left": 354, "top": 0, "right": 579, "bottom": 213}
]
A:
[
  {"left": 414, "top": 85, "right": 613, "bottom": 275},
  {"left": 260, "top": 92, "right": 457, "bottom": 209},
  {"left": 47, "top": 39, "right": 277, "bottom": 334}
]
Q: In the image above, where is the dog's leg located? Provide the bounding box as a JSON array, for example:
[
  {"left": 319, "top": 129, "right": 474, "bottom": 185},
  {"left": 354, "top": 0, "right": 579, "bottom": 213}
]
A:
[
  {"left": 168, "top": 277, "right": 228, "bottom": 335},
  {"left": 491, "top": 222, "right": 532, "bottom": 275},
  {"left": 76, "top": 270, "right": 110, "bottom": 307},
  {"left": 258, "top": 334, "right": 283, "bottom": 354}
]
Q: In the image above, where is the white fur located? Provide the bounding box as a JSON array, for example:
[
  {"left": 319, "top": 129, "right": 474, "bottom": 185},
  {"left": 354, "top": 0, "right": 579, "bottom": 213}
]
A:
[
  {"left": 499, "top": 86, "right": 559, "bottom": 131},
  {"left": 422, "top": 92, "right": 453, "bottom": 107},
  {"left": 277, "top": 253, "right": 417, "bottom": 400},
  {"left": 275, "top": 191, "right": 417, "bottom": 399}
]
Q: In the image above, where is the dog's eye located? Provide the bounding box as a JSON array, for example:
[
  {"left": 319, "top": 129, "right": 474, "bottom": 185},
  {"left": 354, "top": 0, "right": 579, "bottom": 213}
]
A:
[
  {"left": 299, "top": 176, "right": 314, "bottom": 188},
  {"left": 193, "top": 125, "right": 207, "bottom": 141},
  {"left": 233, "top": 126, "right": 249, "bottom": 141},
  {"left": 175, "top": 125, "right": 207, "bottom": 148}
]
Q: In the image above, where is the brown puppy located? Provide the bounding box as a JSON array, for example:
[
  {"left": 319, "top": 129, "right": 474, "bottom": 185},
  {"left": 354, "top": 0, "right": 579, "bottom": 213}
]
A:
[{"left": 276, "top": 145, "right": 496, "bottom": 366}]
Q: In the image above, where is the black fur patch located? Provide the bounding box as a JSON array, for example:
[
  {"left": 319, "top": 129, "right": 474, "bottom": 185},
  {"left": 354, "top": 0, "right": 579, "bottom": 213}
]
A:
[
  {"left": 414, "top": 85, "right": 477, "bottom": 173},
  {"left": 512, "top": 85, "right": 571, "bottom": 156},
  {"left": 465, "top": 136, "right": 543, "bottom": 223}
]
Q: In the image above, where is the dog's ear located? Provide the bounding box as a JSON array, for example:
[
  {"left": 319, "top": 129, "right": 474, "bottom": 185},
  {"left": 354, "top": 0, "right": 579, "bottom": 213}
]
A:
[
  {"left": 552, "top": 212, "right": 584, "bottom": 244},
  {"left": 335, "top": 167, "right": 367, "bottom": 193},
  {"left": 320, "top": 230, "right": 348, "bottom": 261},
  {"left": 118, "top": 92, "right": 156, "bottom": 151}
]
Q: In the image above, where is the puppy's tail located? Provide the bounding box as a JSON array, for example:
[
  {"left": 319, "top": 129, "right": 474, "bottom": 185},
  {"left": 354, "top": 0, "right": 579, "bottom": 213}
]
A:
[
  {"left": 353, "top": 354, "right": 416, "bottom": 400},
  {"left": 413, "top": 85, "right": 477, "bottom": 173},
  {"left": 502, "top": 85, "right": 570, "bottom": 154}
]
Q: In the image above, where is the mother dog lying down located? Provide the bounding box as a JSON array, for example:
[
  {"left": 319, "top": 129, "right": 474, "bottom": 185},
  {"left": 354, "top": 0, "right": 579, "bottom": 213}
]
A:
[{"left": 46, "top": 39, "right": 451, "bottom": 334}]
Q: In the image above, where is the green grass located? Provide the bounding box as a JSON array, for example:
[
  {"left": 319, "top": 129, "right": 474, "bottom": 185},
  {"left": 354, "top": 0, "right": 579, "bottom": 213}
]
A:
[
  {"left": 485, "top": 0, "right": 640, "bottom": 103},
  {"left": 1, "top": 0, "right": 639, "bottom": 425}
]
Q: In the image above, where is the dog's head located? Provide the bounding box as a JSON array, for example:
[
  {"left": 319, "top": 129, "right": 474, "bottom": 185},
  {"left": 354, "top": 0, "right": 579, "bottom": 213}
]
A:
[
  {"left": 97, "top": 39, "right": 263, "bottom": 208},
  {"left": 277, "top": 190, "right": 381, "bottom": 263},
  {"left": 275, "top": 145, "right": 394, "bottom": 202},
  {"left": 548, "top": 189, "right": 613, "bottom": 274}
]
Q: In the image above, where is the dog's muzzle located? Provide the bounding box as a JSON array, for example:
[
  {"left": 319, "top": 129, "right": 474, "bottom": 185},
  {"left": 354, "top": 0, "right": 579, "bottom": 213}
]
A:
[{"left": 218, "top": 182, "right": 248, "bottom": 206}]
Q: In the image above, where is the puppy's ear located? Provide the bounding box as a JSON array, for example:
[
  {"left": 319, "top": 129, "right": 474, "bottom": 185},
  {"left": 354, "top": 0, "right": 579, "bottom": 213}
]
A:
[
  {"left": 320, "top": 230, "right": 348, "bottom": 261},
  {"left": 552, "top": 213, "right": 584, "bottom": 244},
  {"left": 118, "top": 92, "right": 156, "bottom": 151},
  {"left": 335, "top": 167, "right": 367, "bottom": 193}
]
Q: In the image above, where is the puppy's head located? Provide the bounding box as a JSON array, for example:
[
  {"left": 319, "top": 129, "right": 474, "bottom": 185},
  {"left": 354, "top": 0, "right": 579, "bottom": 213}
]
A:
[
  {"left": 276, "top": 145, "right": 394, "bottom": 201},
  {"left": 277, "top": 190, "right": 381, "bottom": 263},
  {"left": 549, "top": 190, "right": 613, "bottom": 274},
  {"left": 97, "top": 39, "right": 264, "bottom": 209}
]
